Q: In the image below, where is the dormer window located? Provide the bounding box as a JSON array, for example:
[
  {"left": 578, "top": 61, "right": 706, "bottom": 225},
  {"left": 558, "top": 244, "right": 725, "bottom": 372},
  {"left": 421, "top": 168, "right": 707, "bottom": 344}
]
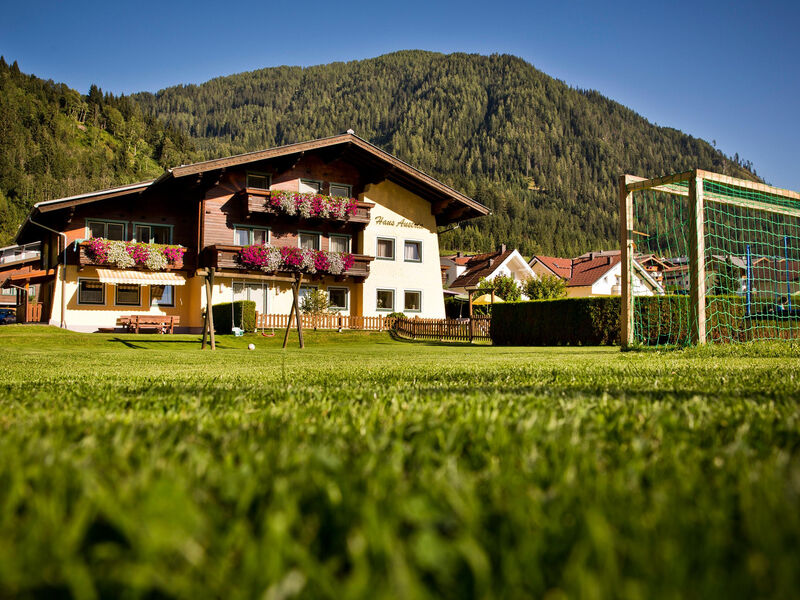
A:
[{"left": 247, "top": 173, "right": 270, "bottom": 190}]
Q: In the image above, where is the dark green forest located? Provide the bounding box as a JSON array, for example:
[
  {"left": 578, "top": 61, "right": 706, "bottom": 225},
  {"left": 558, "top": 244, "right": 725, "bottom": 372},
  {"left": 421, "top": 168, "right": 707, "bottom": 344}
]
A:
[
  {"left": 0, "top": 57, "right": 193, "bottom": 244},
  {"left": 1, "top": 51, "right": 758, "bottom": 254}
]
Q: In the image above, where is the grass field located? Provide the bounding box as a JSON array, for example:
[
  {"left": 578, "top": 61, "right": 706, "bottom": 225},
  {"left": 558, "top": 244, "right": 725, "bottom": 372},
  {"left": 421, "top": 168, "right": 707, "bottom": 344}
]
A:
[{"left": 0, "top": 325, "right": 799, "bottom": 599}]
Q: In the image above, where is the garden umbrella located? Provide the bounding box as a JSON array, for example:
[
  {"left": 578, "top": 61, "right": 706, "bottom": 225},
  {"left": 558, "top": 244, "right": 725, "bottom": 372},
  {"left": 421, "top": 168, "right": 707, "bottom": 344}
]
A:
[{"left": 472, "top": 293, "right": 504, "bottom": 305}]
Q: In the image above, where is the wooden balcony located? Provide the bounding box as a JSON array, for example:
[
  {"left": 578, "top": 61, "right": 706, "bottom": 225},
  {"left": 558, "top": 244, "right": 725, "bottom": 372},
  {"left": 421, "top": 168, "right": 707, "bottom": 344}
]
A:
[
  {"left": 202, "top": 244, "right": 373, "bottom": 282},
  {"left": 241, "top": 188, "right": 372, "bottom": 225},
  {"left": 75, "top": 241, "right": 194, "bottom": 271}
]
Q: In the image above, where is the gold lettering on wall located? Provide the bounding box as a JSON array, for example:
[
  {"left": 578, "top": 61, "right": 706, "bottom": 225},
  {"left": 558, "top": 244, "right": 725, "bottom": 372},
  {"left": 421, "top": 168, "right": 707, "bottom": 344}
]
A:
[{"left": 375, "top": 216, "right": 426, "bottom": 230}]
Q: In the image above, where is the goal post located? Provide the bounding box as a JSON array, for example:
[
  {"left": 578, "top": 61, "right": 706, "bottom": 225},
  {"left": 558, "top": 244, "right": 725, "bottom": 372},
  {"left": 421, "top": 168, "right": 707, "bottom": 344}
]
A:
[{"left": 620, "top": 169, "right": 800, "bottom": 347}]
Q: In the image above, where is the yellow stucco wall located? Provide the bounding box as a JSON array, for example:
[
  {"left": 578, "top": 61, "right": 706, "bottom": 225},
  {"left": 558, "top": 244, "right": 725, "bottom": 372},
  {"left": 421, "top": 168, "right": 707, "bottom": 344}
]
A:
[
  {"left": 359, "top": 180, "right": 445, "bottom": 318},
  {"left": 53, "top": 265, "right": 203, "bottom": 332},
  {"left": 209, "top": 275, "right": 357, "bottom": 317}
]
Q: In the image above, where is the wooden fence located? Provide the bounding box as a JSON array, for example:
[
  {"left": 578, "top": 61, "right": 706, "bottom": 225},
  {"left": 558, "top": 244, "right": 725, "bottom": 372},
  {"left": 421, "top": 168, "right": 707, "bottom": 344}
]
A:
[
  {"left": 254, "top": 313, "right": 491, "bottom": 342},
  {"left": 394, "top": 316, "right": 491, "bottom": 342},
  {"left": 255, "top": 312, "right": 397, "bottom": 331}
]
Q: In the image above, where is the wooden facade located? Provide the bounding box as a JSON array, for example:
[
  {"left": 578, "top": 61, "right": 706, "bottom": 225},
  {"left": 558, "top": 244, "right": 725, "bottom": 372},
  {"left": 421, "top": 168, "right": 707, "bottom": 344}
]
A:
[{"left": 11, "top": 133, "right": 489, "bottom": 332}]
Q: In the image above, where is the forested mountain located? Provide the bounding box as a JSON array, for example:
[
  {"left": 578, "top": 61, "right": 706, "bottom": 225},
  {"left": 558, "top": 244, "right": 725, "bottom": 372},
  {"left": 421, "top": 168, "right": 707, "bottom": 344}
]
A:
[
  {"left": 0, "top": 58, "right": 194, "bottom": 244},
  {"left": 0, "top": 51, "right": 758, "bottom": 254},
  {"left": 133, "top": 50, "right": 759, "bottom": 256}
]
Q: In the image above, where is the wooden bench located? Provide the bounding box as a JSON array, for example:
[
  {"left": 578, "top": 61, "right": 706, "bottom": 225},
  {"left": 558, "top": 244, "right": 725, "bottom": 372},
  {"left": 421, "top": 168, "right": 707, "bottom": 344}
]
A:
[{"left": 118, "top": 315, "right": 180, "bottom": 334}]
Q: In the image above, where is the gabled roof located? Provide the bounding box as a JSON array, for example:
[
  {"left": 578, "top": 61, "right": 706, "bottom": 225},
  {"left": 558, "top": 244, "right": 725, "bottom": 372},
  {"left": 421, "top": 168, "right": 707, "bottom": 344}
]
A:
[
  {"left": 530, "top": 255, "right": 572, "bottom": 279},
  {"left": 448, "top": 248, "right": 535, "bottom": 290},
  {"left": 164, "top": 133, "right": 488, "bottom": 221},
  {"left": 567, "top": 255, "right": 621, "bottom": 287},
  {"left": 16, "top": 133, "right": 488, "bottom": 242}
]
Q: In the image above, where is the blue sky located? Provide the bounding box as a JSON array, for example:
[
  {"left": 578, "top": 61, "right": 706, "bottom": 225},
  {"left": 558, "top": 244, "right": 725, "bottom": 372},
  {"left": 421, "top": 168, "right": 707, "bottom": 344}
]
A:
[{"left": 1, "top": 0, "right": 798, "bottom": 190}]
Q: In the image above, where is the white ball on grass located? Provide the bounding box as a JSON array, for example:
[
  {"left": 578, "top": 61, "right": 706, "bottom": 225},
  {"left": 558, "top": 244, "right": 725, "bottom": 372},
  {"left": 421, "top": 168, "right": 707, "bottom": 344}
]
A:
[{"left": 248, "top": 343, "right": 255, "bottom": 351}]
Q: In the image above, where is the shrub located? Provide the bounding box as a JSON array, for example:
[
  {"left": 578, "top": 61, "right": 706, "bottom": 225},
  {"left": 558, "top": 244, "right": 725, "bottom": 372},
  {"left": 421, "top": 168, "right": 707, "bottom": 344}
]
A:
[
  {"left": 300, "top": 289, "right": 329, "bottom": 315},
  {"left": 491, "top": 297, "right": 621, "bottom": 346},
  {"left": 523, "top": 274, "right": 567, "bottom": 300},
  {"left": 212, "top": 301, "right": 256, "bottom": 334},
  {"left": 478, "top": 275, "right": 522, "bottom": 302}
]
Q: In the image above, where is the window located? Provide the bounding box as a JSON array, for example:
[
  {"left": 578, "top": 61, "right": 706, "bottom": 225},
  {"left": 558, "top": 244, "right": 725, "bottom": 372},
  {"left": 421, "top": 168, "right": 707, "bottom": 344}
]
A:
[
  {"left": 329, "top": 234, "right": 350, "bottom": 253},
  {"left": 234, "top": 226, "right": 269, "bottom": 246},
  {"left": 299, "top": 232, "right": 320, "bottom": 250},
  {"left": 299, "top": 285, "right": 317, "bottom": 301},
  {"left": 328, "top": 287, "right": 349, "bottom": 311},
  {"left": 329, "top": 183, "right": 351, "bottom": 198},
  {"left": 134, "top": 223, "right": 172, "bottom": 244},
  {"left": 376, "top": 289, "right": 394, "bottom": 311},
  {"left": 115, "top": 284, "right": 141, "bottom": 306},
  {"left": 376, "top": 237, "right": 395, "bottom": 260},
  {"left": 404, "top": 290, "right": 422, "bottom": 312},
  {"left": 233, "top": 281, "right": 267, "bottom": 314},
  {"left": 404, "top": 240, "right": 422, "bottom": 262},
  {"left": 151, "top": 285, "right": 174, "bottom": 307},
  {"left": 247, "top": 172, "right": 270, "bottom": 190},
  {"left": 87, "top": 220, "right": 125, "bottom": 241},
  {"left": 78, "top": 279, "right": 104, "bottom": 305},
  {"left": 299, "top": 179, "right": 322, "bottom": 194}
]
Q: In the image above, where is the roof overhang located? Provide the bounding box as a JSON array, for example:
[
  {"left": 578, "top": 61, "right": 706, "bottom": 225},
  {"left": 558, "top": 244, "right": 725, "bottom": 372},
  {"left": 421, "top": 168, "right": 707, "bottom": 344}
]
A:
[
  {"left": 14, "top": 133, "right": 488, "bottom": 243},
  {"left": 167, "top": 133, "right": 488, "bottom": 225}
]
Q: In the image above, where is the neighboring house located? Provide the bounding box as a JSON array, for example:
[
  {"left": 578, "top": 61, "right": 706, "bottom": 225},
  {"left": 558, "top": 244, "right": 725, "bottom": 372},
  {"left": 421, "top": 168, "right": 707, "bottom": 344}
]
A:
[
  {"left": 528, "top": 255, "right": 572, "bottom": 280},
  {"left": 440, "top": 252, "right": 472, "bottom": 287},
  {"left": 448, "top": 245, "right": 535, "bottom": 297},
  {"left": 529, "top": 251, "right": 663, "bottom": 297},
  {"left": 0, "top": 242, "right": 41, "bottom": 309},
  {"left": 7, "top": 132, "right": 488, "bottom": 332}
]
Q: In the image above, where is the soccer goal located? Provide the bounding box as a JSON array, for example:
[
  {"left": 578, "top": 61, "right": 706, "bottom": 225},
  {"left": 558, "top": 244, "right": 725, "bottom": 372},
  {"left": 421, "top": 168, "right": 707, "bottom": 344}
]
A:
[{"left": 619, "top": 169, "right": 800, "bottom": 347}]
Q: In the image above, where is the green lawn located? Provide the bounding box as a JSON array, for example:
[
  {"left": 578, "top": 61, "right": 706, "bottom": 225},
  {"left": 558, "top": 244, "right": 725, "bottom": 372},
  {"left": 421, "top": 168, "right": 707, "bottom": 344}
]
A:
[{"left": 0, "top": 325, "right": 799, "bottom": 599}]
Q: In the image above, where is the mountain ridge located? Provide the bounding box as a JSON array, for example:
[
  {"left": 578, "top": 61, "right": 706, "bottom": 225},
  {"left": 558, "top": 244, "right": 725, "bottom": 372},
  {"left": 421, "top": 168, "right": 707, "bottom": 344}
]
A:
[{"left": 0, "top": 51, "right": 758, "bottom": 254}]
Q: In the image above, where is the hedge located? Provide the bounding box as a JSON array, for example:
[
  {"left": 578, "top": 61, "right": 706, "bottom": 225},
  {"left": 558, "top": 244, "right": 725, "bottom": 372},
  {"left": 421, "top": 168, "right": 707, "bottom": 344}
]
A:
[
  {"left": 212, "top": 301, "right": 256, "bottom": 334},
  {"left": 490, "top": 294, "right": 787, "bottom": 346},
  {"left": 491, "top": 297, "right": 621, "bottom": 346}
]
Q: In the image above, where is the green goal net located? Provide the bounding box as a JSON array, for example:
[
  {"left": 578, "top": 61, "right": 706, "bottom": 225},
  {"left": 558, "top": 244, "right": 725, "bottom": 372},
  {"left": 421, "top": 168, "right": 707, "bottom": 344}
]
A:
[{"left": 620, "top": 170, "right": 800, "bottom": 347}]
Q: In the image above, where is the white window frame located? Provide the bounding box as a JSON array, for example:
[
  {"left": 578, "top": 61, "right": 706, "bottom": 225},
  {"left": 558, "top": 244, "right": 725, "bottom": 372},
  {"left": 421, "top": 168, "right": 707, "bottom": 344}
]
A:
[
  {"left": 327, "top": 286, "right": 349, "bottom": 311},
  {"left": 86, "top": 219, "right": 127, "bottom": 241},
  {"left": 404, "top": 289, "right": 423, "bottom": 313},
  {"left": 298, "top": 231, "right": 321, "bottom": 251},
  {"left": 376, "top": 288, "right": 395, "bottom": 312},
  {"left": 376, "top": 236, "right": 396, "bottom": 261},
  {"left": 114, "top": 284, "right": 141, "bottom": 307},
  {"left": 246, "top": 172, "right": 272, "bottom": 190},
  {"left": 132, "top": 221, "right": 174, "bottom": 244},
  {"left": 77, "top": 278, "right": 105, "bottom": 306},
  {"left": 150, "top": 285, "right": 175, "bottom": 307},
  {"left": 233, "top": 225, "right": 270, "bottom": 246},
  {"left": 328, "top": 233, "right": 351, "bottom": 253},
  {"left": 403, "top": 239, "right": 423, "bottom": 263},
  {"left": 329, "top": 182, "right": 352, "bottom": 198},
  {"left": 232, "top": 280, "right": 268, "bottom": 314}
]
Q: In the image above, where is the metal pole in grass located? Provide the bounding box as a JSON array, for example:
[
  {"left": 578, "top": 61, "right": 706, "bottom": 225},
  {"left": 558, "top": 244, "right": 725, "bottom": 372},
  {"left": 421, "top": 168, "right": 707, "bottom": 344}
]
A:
[{"left": 785, "top": 236, "right": 792, "bottom": 311}]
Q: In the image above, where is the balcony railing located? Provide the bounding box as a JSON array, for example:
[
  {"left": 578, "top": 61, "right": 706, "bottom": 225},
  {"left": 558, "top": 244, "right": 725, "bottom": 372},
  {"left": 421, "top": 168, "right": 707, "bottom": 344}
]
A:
[
  {"left": 241, "top": 188, "right": 372, "bottom": 225},
  {"left": 202, "top": 244, "right": 373, "bottom": 280},
  {"left": 75, "top": 241, "right": 193, "bottom": 271}
]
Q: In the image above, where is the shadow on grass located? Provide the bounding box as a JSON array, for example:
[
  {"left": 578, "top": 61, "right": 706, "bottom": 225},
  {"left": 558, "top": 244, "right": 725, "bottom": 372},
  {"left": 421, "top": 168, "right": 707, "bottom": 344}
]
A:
[{"left": 108, "top": 337, "right": 231, "bottom": 349}]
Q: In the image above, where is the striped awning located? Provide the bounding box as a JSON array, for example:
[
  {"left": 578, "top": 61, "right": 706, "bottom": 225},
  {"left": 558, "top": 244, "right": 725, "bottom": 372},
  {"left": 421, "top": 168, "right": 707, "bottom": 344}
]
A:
[{"left": 96, "top": 270, "right": 187, "bottom": 286}]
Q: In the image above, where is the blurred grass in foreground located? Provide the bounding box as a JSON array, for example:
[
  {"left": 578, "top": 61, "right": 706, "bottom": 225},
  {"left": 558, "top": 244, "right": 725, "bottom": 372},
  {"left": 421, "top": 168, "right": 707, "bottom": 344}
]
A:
[{"left": 0, "top": 325, "right": 798, "bottom": 599}]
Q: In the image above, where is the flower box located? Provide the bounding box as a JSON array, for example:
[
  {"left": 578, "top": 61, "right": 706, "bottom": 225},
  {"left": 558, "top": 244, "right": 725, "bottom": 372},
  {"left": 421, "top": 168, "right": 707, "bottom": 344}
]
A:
[
  {"left": 82, "top": 238, "right": 187, "bottom": 271},
  {"left": 238, "top": 244, "right": 355, "bottom": 276}
]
